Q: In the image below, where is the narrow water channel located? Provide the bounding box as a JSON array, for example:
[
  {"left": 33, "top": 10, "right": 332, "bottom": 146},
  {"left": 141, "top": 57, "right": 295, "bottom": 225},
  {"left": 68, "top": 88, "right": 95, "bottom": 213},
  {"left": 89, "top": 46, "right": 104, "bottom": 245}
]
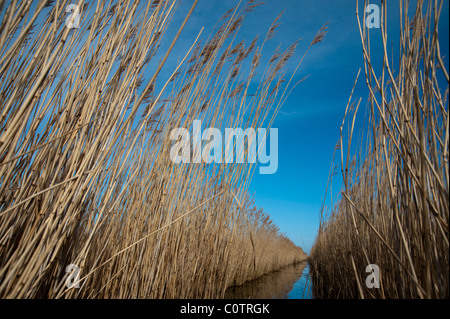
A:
[{"left": 225, "top": 261, "right": 312, "bottom": 299}]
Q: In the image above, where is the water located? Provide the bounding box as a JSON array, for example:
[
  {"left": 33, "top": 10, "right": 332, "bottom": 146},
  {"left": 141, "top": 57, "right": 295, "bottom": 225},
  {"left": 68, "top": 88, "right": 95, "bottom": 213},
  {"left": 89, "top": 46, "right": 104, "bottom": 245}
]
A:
[
  {"left": 287, "top": 263, "right": 312, "bottom": 299},
  {"left": 225, "top": 261, "right": 313, "bottom": 299}
]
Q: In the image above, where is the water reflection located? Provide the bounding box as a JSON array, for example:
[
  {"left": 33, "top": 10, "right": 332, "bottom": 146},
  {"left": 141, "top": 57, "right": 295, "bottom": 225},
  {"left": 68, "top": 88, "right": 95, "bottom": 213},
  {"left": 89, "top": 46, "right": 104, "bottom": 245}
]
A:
[
  {"left": 287, "top": 263, "right": 312, "bottom": 299},
  {"left": 225, "top": 261, "right": 312, "bottom": 299}
]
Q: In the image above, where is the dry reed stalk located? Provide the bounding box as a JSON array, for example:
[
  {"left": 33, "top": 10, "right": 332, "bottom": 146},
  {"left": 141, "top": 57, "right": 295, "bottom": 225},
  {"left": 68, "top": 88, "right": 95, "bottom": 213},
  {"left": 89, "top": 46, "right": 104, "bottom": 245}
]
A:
[
  {"left": 310, "top": 0, "right": 448, "bottom": 298},
  {"left": 0, "top": 0, "right": 310, "bottom": 298}
]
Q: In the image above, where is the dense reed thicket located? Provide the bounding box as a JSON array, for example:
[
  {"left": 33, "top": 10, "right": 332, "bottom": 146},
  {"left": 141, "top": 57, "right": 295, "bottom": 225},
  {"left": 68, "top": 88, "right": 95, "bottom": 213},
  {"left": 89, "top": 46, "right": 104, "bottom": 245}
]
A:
[
  {"left": 0, "top": 0, "right": 311, "bottom": 298},
  {"left": 310, "top": 0, "right": 449, "bottom": 298}
]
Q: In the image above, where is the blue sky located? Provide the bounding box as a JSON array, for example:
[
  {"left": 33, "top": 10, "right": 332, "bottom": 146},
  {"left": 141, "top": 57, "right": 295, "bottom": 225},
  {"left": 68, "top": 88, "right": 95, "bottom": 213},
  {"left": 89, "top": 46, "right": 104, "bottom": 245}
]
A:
[{"left": 161, "top": 0, "right": 449, "bottom": 253}]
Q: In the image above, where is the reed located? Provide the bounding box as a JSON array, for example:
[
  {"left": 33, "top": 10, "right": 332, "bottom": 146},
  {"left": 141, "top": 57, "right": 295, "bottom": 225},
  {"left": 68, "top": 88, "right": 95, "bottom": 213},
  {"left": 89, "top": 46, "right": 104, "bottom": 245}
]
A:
[
  {"left": 0, "top": 0, "right": 310, "bottom": 298},
  {"left": 310, "top": 0, "right": 449, "bottom": 298}
]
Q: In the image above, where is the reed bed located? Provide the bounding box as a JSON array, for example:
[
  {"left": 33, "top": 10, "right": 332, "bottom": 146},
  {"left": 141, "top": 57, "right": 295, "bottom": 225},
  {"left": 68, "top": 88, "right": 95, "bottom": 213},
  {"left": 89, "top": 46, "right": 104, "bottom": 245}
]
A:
[
  {"left": 0, "top": 0, "right": 311, "bottom": 298},
  {"left": 310, "top": 0, "right": 449, "bottom": 298}
]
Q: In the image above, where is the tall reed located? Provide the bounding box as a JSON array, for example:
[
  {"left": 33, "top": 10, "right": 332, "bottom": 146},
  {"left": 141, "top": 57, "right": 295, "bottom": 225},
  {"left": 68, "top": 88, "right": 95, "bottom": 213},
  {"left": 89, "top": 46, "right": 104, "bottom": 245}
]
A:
[
  {"left": 310, "top": 0, "right": 449, "bottom": 298},
  {"left": 0, "top": 0, "right": 311, "bottom": 298}
]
